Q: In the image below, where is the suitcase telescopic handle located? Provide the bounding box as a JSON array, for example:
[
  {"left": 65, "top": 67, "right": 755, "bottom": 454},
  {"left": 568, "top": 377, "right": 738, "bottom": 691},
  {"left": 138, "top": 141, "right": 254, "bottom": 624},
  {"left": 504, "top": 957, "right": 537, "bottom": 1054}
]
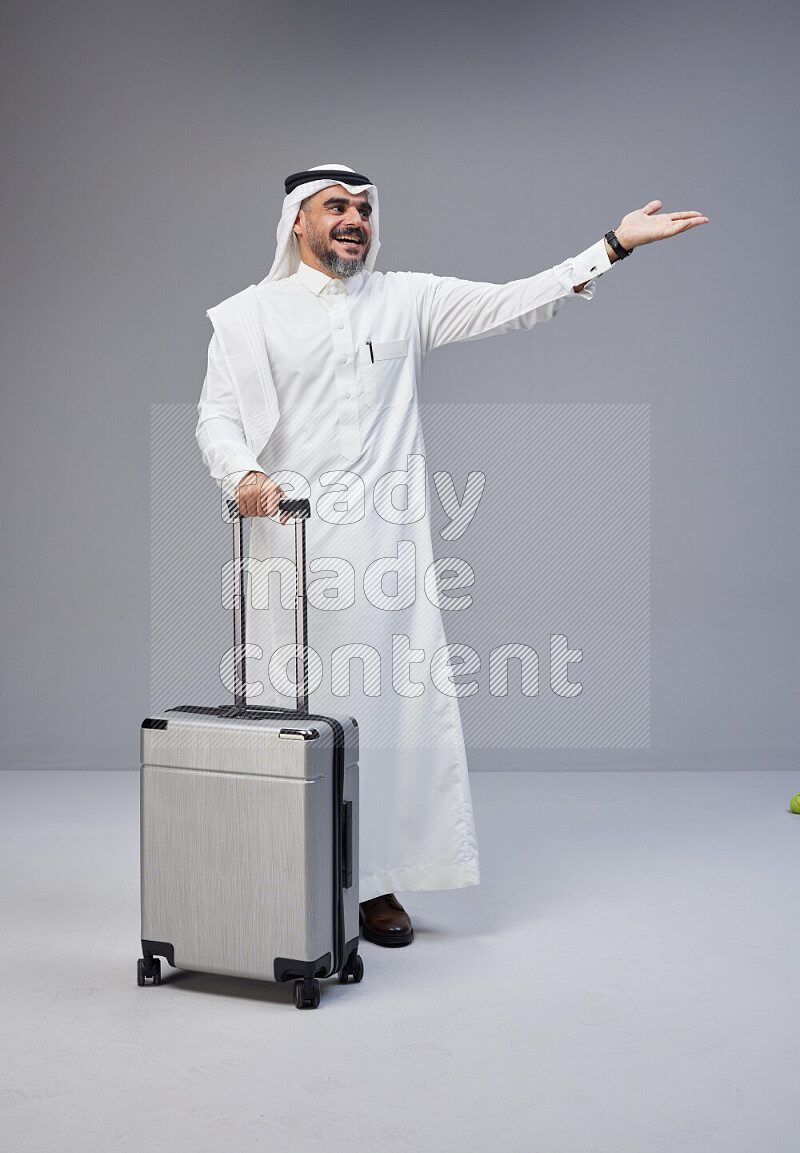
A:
[
  {"left": 279, "top": 499, "right": 311, "bottom": 715},
  {"left": 225, "top": 496, "right": 312, "bottom": 713}
]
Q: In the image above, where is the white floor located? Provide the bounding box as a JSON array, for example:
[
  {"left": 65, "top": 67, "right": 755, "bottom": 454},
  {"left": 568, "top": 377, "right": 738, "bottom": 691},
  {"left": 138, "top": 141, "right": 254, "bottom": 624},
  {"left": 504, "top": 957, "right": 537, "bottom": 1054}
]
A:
[{"left": 1, "top": 767, "right": 798, "bottom": 1153}]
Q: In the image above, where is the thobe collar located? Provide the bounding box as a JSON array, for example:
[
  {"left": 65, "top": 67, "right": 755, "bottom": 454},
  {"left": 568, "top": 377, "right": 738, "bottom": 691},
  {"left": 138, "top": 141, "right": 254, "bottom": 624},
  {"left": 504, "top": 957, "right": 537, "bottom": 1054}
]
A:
[{"left": 295, "top": 260, "right": 365, "bottom": 296}]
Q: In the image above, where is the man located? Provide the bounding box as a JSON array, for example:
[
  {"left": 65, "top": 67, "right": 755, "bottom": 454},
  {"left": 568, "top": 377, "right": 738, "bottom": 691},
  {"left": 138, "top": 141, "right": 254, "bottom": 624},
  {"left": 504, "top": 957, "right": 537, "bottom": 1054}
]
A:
[{"left": 196, "top": 163, "right": 707, "bottom": 947}]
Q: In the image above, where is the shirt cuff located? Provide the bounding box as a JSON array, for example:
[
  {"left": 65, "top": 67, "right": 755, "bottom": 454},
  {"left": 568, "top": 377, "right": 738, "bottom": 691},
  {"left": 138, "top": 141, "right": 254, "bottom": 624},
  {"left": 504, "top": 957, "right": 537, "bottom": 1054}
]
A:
[
  {"left": 557, "top": 237, "right": 614, "bottom": 300},
  {"left": 572, "top": 237, "right": 613, "bottom": 284}
]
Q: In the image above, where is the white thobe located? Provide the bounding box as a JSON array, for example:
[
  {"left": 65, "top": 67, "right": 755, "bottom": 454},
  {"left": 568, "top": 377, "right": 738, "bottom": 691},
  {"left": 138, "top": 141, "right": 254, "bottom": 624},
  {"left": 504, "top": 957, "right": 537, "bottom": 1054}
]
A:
[{"left": 197, "top": 239, "right": 614, "bottom": 901}]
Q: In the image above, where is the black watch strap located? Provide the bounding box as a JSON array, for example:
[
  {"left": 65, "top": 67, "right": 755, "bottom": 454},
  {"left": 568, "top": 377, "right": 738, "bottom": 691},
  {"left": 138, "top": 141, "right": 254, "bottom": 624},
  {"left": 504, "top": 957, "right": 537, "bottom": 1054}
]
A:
[{"left": 605, "top": 229, "right": 633, "bottom": 259}]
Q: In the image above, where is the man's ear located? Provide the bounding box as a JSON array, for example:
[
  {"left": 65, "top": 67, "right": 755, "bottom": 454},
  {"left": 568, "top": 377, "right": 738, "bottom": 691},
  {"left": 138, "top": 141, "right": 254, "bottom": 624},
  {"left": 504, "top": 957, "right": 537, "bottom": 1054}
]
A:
[{"left": 292, "top": 210, "right": 303, "bottom": 238}]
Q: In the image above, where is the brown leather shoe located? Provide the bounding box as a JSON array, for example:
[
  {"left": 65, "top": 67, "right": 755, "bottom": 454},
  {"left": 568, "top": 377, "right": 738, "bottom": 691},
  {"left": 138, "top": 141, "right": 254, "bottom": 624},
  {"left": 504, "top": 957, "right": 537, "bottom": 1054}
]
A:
[{"left": 359, "top": 893, "right": 414, "bottom": 947}]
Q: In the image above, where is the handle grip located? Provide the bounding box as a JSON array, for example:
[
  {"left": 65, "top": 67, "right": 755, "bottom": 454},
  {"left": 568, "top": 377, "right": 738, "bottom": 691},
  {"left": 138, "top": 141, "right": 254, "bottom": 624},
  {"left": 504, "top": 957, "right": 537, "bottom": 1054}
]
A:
[
  {"left": 279, "top": 497, "right": 311, "bottom": 519},
  {"left": 225, "top": 496, "right": 311, "bottom": 521}
]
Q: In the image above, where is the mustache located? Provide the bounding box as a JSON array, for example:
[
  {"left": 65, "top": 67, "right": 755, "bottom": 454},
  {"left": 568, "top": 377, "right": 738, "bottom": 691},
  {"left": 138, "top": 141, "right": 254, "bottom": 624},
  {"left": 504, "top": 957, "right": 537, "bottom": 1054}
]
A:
[{"left": 330, "top": 227, "right": 368, "bottom": 243}]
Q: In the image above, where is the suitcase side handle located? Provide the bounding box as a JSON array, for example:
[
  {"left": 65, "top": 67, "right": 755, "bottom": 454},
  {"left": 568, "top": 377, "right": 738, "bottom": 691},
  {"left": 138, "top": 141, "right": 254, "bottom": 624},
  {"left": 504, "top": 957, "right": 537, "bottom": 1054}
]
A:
[{"left": 341, "top": 800, "right": 353, "bottom": 889}]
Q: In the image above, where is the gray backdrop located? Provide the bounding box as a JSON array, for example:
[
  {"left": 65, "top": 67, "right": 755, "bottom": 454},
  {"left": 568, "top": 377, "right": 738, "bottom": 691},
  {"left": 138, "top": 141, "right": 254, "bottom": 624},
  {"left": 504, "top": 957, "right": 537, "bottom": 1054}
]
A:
[{"left": 2, "top": 0, "right": 798, "bottom": 771}]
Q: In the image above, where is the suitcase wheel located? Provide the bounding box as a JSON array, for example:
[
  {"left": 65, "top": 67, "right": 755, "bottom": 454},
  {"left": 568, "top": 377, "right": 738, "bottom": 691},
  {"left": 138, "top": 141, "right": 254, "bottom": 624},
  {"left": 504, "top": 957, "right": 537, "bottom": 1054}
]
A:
[
  {"left": 293, "top": 978, "right": 320, "bottom": 1009},
  {"left": 137, "top": 956, "right": 161, "bottom": 986},
  {"left": 339, "top": 953, "right": 364, "bottom": 984}
]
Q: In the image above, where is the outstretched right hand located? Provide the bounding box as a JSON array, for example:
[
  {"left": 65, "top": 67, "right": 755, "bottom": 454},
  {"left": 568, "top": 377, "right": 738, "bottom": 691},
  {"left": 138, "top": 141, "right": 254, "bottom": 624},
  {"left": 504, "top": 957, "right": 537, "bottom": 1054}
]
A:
[{"left": 235, "top": 471, "right": 291, "bottom": 523}]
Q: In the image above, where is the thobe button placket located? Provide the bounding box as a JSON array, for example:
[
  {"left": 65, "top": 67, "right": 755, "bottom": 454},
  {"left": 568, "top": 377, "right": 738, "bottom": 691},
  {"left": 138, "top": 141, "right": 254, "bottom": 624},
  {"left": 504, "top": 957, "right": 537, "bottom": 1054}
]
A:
[{"left": 324, "top": 285, "right": 361, "bottom": 461}]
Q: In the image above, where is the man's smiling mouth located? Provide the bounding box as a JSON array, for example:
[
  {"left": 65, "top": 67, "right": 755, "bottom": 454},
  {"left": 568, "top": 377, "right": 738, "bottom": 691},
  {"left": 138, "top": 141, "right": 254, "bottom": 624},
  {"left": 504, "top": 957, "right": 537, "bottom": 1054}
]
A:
[{"left": 332, "top": 232, "right": 365, "bottom": 246}]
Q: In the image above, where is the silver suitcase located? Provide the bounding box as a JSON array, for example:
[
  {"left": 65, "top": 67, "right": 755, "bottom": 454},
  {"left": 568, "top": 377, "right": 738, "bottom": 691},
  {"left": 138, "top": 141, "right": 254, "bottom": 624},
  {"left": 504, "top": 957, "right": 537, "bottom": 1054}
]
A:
[{"left": 138, "top": 498, "right": 362, "bottom": 1009}]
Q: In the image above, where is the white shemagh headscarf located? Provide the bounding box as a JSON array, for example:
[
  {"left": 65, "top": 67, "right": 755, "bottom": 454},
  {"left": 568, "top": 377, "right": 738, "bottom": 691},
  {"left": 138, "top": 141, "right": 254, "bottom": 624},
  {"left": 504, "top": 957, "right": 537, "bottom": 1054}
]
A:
[{"left": 261, "top": 162, "right": 380, "bottom": 284}]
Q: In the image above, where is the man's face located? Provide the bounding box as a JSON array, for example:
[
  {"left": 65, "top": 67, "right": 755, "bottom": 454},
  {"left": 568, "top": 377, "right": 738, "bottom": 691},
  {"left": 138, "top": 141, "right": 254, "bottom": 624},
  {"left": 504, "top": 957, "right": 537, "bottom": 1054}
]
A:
[{"left": 293, "top": 185, "right": 373, "bottom": 278}]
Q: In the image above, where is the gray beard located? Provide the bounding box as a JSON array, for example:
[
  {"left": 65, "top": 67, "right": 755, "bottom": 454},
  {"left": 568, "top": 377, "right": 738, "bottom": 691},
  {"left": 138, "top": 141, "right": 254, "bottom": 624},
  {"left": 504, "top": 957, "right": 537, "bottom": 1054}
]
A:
[{"left": 323, "top": 251, "right": 367, "bottom": 278}]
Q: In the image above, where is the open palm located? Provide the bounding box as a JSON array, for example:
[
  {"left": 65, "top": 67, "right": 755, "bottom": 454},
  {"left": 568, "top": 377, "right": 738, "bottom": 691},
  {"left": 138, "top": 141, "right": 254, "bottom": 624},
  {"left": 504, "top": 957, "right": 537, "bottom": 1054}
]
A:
[{"left": 617, "top": 200, "right": 708, "bottom": 250}]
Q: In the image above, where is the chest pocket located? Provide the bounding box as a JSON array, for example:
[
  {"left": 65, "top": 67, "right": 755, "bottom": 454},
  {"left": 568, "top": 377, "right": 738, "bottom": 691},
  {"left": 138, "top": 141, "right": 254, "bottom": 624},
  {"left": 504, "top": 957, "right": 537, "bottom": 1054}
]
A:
[{"left": 359, "top": 338, "right": 414, "bottom": 410}]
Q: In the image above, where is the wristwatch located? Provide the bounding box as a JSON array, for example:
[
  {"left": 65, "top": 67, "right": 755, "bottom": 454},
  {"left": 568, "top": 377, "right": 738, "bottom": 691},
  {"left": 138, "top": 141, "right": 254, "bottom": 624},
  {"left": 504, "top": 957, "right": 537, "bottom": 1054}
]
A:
[{"left": 604, "top": 229, "right": 633, "bottom": 260}]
